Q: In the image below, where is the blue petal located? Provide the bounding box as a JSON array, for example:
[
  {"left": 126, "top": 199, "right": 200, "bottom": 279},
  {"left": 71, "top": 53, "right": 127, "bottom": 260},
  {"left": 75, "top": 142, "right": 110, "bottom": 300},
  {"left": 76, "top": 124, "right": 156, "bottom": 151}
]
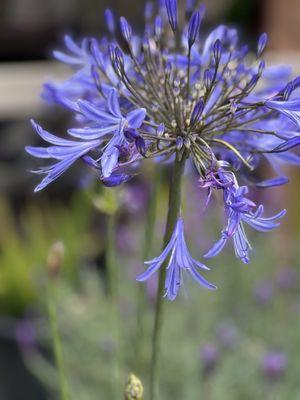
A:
[
  {"left": 34, "top": 156, "right": 78, "bottom": 192},
  {"left": 47, "top": 141, "right": 99, "bottom": 159},
  {"left": 102, "top": 173, "right": 132, "bottom": 187},
  {"left": 30, "top": 120, "right": 80, "bottom": 146},
  {"left": 107, "top": 89, "right": 122, "bottom": 117},
  {"left": 164, "top": 256, "right": 181, "bottom": 300},
  {"left": 25, "top": 146, "right": 52, "bottom": 159},
  {"left": 266, "top": 99, "right": 300, "bottom": 128},
  {"left": 53, "top": 51, "right": 82, "bottom": 65},
  {"left": 232, "top": 225, "right": 250, "bottom": 264},
  {"left": 78, "top": 100, "right": 119, "bottom": 124},
  {"left": 273, "top": 152, "right": 300, "bottom": 165},
  {"left": 203, "top": 82, "right": 223, "bottom": 115},
  {"left": 68, "top": 125, "right": 118, "bottom": 139},
  {"left": 256, "top": 176, "right": 289, "bottom": 188},
  {"left": 136, "top": 222, "right": 178, "bottom": 281},
  {"left": 204, "top": 235, "right": 227, "bottom": 258},
  {"left": 272, "top": 136, "right": 300, "bottom": 152},
  {"left": 242, "top": 215, "right": 281, "bottom": 232},
  {"left": 64, "top": 35, "right": 82, "bottom": 56},
  {"left": 101, "top": 146, "right": 119, "bottom": 178},
  {"left": 127, "top": 108, "right": 146, "bottom": 128},
  {"left": 188, "top": 265, "right": 217, "bottom": 290}
]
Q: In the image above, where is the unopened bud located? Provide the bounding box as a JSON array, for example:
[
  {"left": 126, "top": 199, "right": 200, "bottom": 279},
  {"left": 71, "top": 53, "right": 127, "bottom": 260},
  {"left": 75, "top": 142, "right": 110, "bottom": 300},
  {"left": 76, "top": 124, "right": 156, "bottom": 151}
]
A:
[
  {"left": 124, "top": 374, "right": 143, "bottom": 400},
  {"left": 47, "top": 242, "right": 64, "bottom": 278}
]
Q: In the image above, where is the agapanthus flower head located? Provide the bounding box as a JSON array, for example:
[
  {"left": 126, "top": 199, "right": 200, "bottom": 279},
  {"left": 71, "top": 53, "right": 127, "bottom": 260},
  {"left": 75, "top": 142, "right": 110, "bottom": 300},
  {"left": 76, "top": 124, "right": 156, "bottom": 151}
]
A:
[{"left": 26, "top": 0, "right": 300, "bottom": 298}]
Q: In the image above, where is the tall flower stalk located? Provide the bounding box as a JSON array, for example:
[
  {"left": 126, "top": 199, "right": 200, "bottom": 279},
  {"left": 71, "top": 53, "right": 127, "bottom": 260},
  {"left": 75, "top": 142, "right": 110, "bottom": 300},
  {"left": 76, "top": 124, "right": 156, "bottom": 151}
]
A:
[
  {"left": 136, "top": 165, "right": 162, "bottom": 369},
  {"left": 106, "top": 212, "right": 122, "bottom": 398},
  {"left": 149, "top": 153, "right": 186, "bottom": 400}
]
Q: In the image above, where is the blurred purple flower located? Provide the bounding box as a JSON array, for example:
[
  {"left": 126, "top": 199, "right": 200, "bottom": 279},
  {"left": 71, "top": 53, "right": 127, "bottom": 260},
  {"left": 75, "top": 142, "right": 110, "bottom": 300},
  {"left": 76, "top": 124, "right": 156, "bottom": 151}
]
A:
[
  {"left": 15, "top": 320, "right": 37, "bottom": 353},
  {"left": 253, "top": 280, "right": 274, "bottom": 305},
  {"left": 200, "top": 343, "right": 220, "bottom": 377},
  {"left": 216, "top": 322, "right": 238, "bottom": 349},
  {"left": 276, "top": 267, "right": 299, "bottom": 291},
  {"left": 123, "top": 183, "right": 149, "bottom": 213},
  {"left": 262, "top": 351, "right": 287, "bottom": 380}
]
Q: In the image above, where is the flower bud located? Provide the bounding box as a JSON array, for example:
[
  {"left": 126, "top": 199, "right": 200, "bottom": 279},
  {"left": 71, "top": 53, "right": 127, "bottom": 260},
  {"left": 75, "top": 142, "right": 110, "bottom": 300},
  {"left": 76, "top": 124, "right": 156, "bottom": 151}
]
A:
[
  {"left": 165, "top": 0, "right": 178, "bottom": 33},
  {"left": 257, "top": 33, "right": 268, "bottom": 57},
  {"left": 135, "top": 136, "right": 147, "bottom": 156},
  {"left": 124, "top": 374, "right": 143, "bottom": 400},
  {"left": 188, "top": 11, "right": 201, "bottom": 48},
  {"left": 176, "top": 136, "right": 184, "bottom": 150},
  {"left": 204, "top": 69, "right": 213, "bottom": 90},
  {"left": 191, "top": 99, "right": 204, "bottom": 125},
  {"left": 157, "top": 123, "right": 165, "bottom": 136},
  {"left": 114, "top": 46, "right": 125, "bottom": 72},
  {"left": 120, "top": 16, "right": 132, "bottom": 43},
  {"left": 47, "top": 242, "right": 65, "bottom": 278},
  {"left": 104, "top": 9, "right": 115, "bottom": 34},
  {"left": 154, "top": 16, "right": 163, "bottom": 38},
  {"left": 213, "top": 39, "right": 222, "bottom": 64}
]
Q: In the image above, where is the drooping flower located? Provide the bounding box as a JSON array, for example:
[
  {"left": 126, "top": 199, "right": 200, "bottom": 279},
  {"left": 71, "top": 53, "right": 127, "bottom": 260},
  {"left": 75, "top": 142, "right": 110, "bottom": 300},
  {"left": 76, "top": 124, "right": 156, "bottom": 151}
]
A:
[
  {"left": 136, "top": 218, "right": 216, "bottom": 300},
  {"left": 201, "top": 169, "right": 285, "bottom": 263}
]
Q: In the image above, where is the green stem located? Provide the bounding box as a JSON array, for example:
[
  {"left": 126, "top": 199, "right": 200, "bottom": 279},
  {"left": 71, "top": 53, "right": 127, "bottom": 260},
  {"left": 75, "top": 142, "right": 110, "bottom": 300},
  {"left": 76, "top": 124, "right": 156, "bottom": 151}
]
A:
[
  {"left": 136, "top": 166, "right": 162, "bottom": 369},
  {"left": 47, "top": 283, "right": 70, "bottom": 400},
  {"left": 150, "top": 153, "right": 186, "bottom": 400},
  {"left": 106, "top": 213, "right": 118, "bottom": 299},
  {"left": 106, "top": 213, "right": 121, "bottom": 399}
]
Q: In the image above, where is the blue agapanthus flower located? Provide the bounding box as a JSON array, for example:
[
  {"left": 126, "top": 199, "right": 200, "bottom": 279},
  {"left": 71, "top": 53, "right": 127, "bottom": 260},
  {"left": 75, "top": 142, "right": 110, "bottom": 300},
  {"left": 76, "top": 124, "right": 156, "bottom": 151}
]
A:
[
  {"left": 137, "top": 217, "right": 216, "bottom": 300},
  {"left": 27, "top": 0, "right": 300, "bottom": 299}
]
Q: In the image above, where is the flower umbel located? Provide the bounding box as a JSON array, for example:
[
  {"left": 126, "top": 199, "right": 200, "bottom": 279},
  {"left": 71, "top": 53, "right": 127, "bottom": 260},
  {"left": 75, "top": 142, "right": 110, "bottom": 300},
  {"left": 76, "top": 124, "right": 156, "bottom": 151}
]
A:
[{"left": 26, "top": 0, "right": 300, "bottom": 297}]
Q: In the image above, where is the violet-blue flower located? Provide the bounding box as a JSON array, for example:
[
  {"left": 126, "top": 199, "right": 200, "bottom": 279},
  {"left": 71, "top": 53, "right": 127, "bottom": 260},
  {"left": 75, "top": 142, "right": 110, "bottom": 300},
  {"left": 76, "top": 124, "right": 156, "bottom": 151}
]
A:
[
  {"left": 201, "top": 169, "right": 286, "bottom": 263},
  {"left": 136, "top": 217, "right": 216, "bottom": 300}
]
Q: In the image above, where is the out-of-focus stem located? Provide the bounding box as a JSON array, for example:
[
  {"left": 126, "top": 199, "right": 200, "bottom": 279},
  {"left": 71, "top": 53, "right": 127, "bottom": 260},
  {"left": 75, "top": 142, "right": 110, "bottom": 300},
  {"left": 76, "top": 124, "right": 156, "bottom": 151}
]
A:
[
  {"left": 47, "top": 283, "right": 70, "bottom": 400},
  {"left": 106, "top": 212, "right": 121, "bottom": 399},
  {"left": 136, "top": 165, "right": 162, "bottom": 368},
  {"left": 149, "top": 153, "right": 186, "bottom": 400}
]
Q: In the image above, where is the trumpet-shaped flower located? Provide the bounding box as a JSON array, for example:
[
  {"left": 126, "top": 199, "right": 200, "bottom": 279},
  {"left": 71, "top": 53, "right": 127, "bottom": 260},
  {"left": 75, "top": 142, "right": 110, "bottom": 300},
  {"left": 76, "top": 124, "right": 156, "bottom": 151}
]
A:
[
  {"left": 137, "top": 218, "right": 216, "bottom": 300},
  {"left": 202, "top": 170, "right": 286, "bottom": 263}
]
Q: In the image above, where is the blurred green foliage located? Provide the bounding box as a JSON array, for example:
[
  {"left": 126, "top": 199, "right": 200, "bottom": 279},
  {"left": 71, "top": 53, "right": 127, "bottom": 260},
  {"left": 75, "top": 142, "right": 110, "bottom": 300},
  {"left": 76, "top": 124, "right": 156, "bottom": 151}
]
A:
[
  {"left": 21, "top": 218, "right": 300, "bottom": 400},
  {"left": 1, "top": 181, "right": 300, "bottom": 399},
  {"left": 0, "top": 193, "right": 93, "bottom": 316}
]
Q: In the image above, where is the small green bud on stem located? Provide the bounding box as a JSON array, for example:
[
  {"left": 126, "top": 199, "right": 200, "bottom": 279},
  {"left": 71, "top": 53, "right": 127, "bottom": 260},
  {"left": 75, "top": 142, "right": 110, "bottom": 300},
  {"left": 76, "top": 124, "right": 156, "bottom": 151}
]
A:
[{"left": 124, "top": 374, "right": 144, "bottom": 400}]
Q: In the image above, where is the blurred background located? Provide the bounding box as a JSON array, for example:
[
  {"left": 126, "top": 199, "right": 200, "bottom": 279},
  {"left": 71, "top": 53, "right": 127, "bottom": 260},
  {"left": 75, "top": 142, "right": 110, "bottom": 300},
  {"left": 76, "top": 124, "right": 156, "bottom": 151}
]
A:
[{"left": 1, "top": 0, "right": 300, "bottom": 399}]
